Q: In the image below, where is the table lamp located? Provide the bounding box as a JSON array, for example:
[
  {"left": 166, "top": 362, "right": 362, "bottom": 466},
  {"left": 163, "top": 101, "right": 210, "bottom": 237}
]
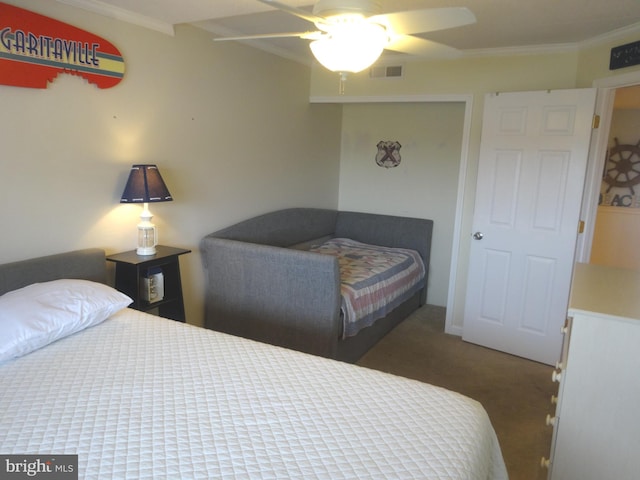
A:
[{"left": 120, "top": 164, "right": 173, "bottom": 255}]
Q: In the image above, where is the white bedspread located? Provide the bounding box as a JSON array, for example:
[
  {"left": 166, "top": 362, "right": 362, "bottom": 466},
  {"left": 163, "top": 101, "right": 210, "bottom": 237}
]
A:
[{"left": 0, "top": 309, "right": 507, "bottom": 479}]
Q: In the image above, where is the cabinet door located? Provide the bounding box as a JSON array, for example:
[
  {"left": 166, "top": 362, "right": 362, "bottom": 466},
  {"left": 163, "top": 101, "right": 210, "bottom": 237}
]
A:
[{"left": 550, "top": 313, "right": 640, "bottom": 479}]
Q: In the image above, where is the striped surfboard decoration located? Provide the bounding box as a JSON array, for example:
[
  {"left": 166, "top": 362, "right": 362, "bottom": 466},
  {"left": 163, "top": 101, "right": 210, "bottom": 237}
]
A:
[{"left": 0, "top": 2, "right": 124, "bottom": 89}]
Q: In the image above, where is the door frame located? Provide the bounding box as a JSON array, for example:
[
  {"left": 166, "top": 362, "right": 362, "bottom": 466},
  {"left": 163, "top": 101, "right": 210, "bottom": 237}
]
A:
[
  {"left": 576, "top": 69, "right": 640, "bottom": 262},
  {"left": 310, "top": 93, "right": 473, "bottom": 330}
]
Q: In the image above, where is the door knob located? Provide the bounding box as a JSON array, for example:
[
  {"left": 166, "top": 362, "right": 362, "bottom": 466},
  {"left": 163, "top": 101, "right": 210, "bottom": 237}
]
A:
[{"left": 473, "top": 232, "right": 484, "bottom": 240}]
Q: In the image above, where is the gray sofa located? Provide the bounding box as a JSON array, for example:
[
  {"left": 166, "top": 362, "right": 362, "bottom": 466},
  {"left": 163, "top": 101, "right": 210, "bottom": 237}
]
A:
[{"left": 200, "top": 208, "right": 433, "bottom": 362}]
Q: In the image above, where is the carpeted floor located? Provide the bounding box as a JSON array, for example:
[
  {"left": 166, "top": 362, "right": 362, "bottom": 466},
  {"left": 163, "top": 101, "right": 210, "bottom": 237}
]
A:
[{"left": 357, "top": 304, "right": 555, "bottom": 480}]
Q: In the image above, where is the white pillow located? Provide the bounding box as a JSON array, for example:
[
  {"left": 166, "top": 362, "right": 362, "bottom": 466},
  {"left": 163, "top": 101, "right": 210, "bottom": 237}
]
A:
[{"left": 0, "top": 279, "right": 132, "bottom": 362}]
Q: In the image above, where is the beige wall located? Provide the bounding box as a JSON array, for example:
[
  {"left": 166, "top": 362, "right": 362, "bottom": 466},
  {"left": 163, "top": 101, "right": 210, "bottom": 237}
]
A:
[
  {"left": 591, "top": 207, "right": 640, "bottom": 269},
  {"left": 312, "top": 34, "right": 640, "bottom": 332},
  {"left": 338, "top": 102, "right": 465, "bottom": 306},
  {"left": 0, "top": 0, "right": 342, "bottom": 326},
  {"left": 576, "top": 35, "right": 640, "bottom": 88}
]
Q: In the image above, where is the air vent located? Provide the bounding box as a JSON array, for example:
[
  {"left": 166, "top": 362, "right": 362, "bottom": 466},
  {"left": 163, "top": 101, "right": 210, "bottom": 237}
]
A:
[{"left": 369, "top": 65, "right": 403, "bottom": 78}]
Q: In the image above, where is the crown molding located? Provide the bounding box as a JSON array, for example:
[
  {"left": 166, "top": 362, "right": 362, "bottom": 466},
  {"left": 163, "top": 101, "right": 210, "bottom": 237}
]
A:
[
  {"left": 56, "top": 0, "right": 175, "bottom": 36},
  {"left": 579, "top": 21, "right": 640, "bottom": 48},
  {"left": 461, "top": 22, "right": 640, "bottom": 58},
  {"left": 461, "top": 42, "right": 579, "bottom": 58}
]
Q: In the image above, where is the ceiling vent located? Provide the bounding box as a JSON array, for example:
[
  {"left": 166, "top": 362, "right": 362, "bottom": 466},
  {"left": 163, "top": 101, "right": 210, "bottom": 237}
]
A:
[{"left": 369, "top": 65, "right": 403, "bottom": 78}]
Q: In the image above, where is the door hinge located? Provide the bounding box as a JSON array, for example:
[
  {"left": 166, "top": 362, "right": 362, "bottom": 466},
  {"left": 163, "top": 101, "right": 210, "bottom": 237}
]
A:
[
  {"left": 578, "top": 220, "right": 585, "bottom": 234},
  {"left": 592, "top": 114, "right": 600, "bottom": 129}
]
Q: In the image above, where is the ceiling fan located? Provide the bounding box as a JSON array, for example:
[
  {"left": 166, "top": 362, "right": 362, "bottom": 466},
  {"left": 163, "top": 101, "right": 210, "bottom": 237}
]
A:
[{"left": 214, "top": 0, "right": 476, "bottom": 80}]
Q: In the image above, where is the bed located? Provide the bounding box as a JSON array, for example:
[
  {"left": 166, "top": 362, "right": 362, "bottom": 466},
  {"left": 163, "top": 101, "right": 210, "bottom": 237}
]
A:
[
  {"left": 0, "top": 249, "right": 507, "bottom": 479},
  {"left": 309, "top": 237, "right": 426, "bottom": 338},
  {"left": 201, "top": 208, "right": 433, "bottom": 362}
]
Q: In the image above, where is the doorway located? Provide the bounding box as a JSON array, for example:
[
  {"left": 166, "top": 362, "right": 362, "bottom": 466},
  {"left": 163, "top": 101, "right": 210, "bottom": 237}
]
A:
[
  {"left": 311, "top": 93, "right": 474, "bottom": 335},
  {"left": 589, "top": 85, "right": 640, "bottom": 269},
  {"left": 576, "top": 70, "right": 640, "bottom": 265}
]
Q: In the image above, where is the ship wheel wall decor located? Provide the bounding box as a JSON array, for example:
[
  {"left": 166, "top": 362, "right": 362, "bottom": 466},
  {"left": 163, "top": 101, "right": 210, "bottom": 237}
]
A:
[{"left": 604, "top": 137, "right": 640, "bottom": 195}]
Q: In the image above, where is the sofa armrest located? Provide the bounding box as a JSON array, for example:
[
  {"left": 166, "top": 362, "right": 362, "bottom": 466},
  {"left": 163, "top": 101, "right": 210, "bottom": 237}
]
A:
[{"left": 200, "top": 237, "right": 342, "bottom": 357}]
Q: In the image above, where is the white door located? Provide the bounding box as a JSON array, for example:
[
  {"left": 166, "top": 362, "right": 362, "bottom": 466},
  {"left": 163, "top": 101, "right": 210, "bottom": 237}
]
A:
[{"left": 462, "top": 89, "right": 597, "bottom": 365}]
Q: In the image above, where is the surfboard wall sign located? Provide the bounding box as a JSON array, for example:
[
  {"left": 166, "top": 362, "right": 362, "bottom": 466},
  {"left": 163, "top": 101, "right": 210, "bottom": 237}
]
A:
[{"left": 0, "top": 2, "right": 125, "bottom": 89}]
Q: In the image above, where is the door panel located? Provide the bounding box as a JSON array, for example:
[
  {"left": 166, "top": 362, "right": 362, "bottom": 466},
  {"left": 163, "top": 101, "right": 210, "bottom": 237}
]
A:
[{"left": 463, "top": 89, "right": 596, "bottom": 365}]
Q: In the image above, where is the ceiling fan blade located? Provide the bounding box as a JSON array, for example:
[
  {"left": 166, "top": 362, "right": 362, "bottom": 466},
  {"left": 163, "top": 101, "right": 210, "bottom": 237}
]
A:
[
  {"left": 385, "top": 35, "right": 461, "bottom": 58},
  {"left": 214, "top": 31, "right": 322, "bottom": 42},
  {"left": 372, "top": 7, "right": 476, "bottom": 35},
  {"left": 256, "top": 0, "right": 327, "bottom": 25}
]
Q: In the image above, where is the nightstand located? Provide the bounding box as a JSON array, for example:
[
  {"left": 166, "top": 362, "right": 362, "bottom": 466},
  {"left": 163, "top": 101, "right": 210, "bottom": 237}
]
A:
[{"left": 107, "top": 245, "right": 191, "bottom": 322}]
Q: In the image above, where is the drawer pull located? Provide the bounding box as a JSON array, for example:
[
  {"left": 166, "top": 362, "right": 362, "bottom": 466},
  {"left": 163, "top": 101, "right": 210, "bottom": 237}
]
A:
[
  {"left": 546, "top": 414, "right": 557, "bottom": 426},
  {"left": 541, "top": 457, "right": 550, "bottom": 469},
  {"left": 552, "top": 370, "right": 562, "bottom": 382},
  {"left": 551, "top": 395, "right": 558, "bottom": 405}
]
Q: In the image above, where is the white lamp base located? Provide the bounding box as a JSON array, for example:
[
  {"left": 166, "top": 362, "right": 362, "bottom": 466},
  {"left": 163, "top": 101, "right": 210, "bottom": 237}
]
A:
[
  {"left": 136, "top": 203, "right": 158, "bottom": 256},
  {"left": 136, "top": 245, "right": 157, "bottom": 256}
]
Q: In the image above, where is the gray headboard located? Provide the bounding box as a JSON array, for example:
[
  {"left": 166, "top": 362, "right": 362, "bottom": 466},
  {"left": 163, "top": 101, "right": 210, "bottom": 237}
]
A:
[{"left": 0, "top": 249, "right": 107, "bottom": 296}]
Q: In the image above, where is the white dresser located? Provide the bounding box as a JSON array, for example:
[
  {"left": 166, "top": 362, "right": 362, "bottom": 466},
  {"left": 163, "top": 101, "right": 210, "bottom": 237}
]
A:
[{"left": 546, "top": 263, "right": 640, "bottom": 480}]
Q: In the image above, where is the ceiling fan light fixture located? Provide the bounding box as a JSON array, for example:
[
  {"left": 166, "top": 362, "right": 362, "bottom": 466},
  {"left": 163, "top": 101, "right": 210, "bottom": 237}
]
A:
[
  {"left": 313, "top": 0, "right": 382, "bottom": 18},
  {"left": 309, "top": 20, "right": 387, "bottom": 73}
]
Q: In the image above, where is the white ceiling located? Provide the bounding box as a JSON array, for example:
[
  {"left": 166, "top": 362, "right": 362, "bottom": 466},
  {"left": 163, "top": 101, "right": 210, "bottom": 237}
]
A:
[{"left": 58, "top": 0, "right": 640, "bottom": 65}]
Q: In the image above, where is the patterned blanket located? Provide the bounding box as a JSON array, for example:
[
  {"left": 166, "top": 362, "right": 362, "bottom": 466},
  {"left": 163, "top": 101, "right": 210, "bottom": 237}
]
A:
[{"left": 310, "top": 238, "right": 426, "bottom": 338}]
